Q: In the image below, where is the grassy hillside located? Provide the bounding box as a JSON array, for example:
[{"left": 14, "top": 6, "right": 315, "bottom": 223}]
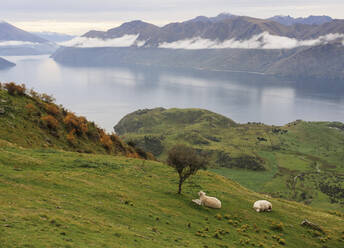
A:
[
  {"left": 0, "top": 140, "right": 343, "bottom": 247},
  {"left": 0, "top": 83, "right": 152, "bottom": 159},
  {"left": 114, "top": 108, "right": 344, "bottom": 211}
]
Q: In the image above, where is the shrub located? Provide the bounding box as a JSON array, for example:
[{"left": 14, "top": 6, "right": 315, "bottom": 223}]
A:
[
  {"left": 110, "top": 133, "right": 126, "bottom": 153},
  {"left": 134, "top": 146, "right": 149, "bottom": 159},
  {"left": 63, "top": 113, "right": 88, "bottom": 136},
  {"left": 126, "top": 146, "right": 139, "bottom": 158},
  {"left": 41, "top": 115, "right": 59, "bottom": 130},
  {"left": 145, "top": 152, "right": 155, "bottom": 160},
  {"left": 100, "top": 133, "right": 113, "bottom": 151},
  {"left": 44, "top": 103, "right": 60, "bottom": 116},
  {"left": 28, "top": 88, "right": 39, "bottom": 99},
  {"left": 25, "top": 103, "right": 38, "bottom": 116},
  {"left": 4, "top": 82, "right": 26, "bottom": 96},
  {"left": 40, "top": 93, "right": 55, "bottom": 103},
  {"left": 66, "top": 129, "right": 76, "bottom": 145}
]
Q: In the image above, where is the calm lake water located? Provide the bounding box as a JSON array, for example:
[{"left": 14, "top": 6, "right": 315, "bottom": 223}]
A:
[{"left": 1, "top": 55, "right": 344, "bottom": 131}]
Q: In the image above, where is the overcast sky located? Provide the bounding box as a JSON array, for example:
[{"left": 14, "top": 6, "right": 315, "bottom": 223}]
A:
[{"left": 1, "top": 0, "right": 344, "bottom": 35}]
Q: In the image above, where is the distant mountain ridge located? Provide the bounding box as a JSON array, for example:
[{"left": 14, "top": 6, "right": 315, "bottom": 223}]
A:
[
  {"left": 268, "top": 15, "right": 333, "bottom": 26},
  {"left": 0, "top": 21, "right": 57, "bottom": 55},
  {"left": 79, "top": 14, "right": 343, "bottom": 46},
  {"left": 53, "top": 13, "right": 344, "bottom": 79},
  {"left": 0, "top": 21, "right": 47, "bottom": 43},
  {"left": 33, "top": 32, "right": 76, "bottom": 42}
]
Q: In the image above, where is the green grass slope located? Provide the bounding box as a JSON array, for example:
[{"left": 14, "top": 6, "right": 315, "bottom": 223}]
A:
[
  {"left": 114, "top": 108, "right": 344, "bottom": 211},
  {"left": 0, "top": 140, "right": 343, "bottom": 247},
  {"left": 0, "top": 84, "right": 151, "bottom": 159}
]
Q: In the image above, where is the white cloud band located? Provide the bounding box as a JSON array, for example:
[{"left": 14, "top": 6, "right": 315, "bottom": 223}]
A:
[
  {"left": 59, "top": 32, "right": 344, "bottom": 49},
  {"left": 159, "top": 32, "right": 344, "bottom": 49},
  {"left": 59, "top": 34, "right": 144, "bottom": 48},
  {"left": 0, "top": 40, "right": 40, "bottom": 46}
]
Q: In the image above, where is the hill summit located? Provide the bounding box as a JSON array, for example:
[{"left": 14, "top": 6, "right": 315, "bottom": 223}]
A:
[{"left": 114, "top": 107, "right": 344, "bottom": 211}]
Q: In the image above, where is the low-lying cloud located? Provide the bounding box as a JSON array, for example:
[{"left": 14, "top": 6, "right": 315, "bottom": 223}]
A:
[
  {"left": 159, "top": 32, "right": 344, "bottom": 49},
  {"left": 59, "top": 32, "right": 344, "bottom": 49},
  {"left": 59, "top": 35, "right": 144, "bottom": 48},
  {"left": 0, "top": 40, "right": 39, "bottom": 46}
]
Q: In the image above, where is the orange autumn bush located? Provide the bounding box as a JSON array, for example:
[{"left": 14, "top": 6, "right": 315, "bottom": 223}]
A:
[
  {"left": 44, "top": 103, "right": 60, "bottom": 116},
  {"left": 64, "top": 112, "right": 88, "bottom": 135},
  {"left": 4, "top": 82, "right": 26, "bottom": 96},
  {"left": 41, "top": 115, "right": 59, "bottom": 130},
  {"left": 66, "top": 129, "right": 76, "bottom": 144},
  {"left": 25, "top": 103, "right": 38, "bottom": 116},
  {"left": 100, "top": 133, "right": 113, "bottom": 151}
]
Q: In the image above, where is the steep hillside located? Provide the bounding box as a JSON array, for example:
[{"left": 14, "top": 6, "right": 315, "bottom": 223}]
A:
[
  {"left": 0, "top": 141, "right": 343, "bottom": 247},
  {"left": 114, "top": 108, "right": 344, "bottom": 211},
  {"left": 0, "top": 82, "right": 152, "bottom": 159},
  {"left": 266, "top": 43, "right": 344, "bottom": 79},
  {"left": 52, "top": 46, "right": 298, "bottom": 74},
  {"left": 52, "top": 43, "right": 344, "bottom": 80}
]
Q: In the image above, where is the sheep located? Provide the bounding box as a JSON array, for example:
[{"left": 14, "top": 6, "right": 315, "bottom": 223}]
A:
[
  {"left": 192, "top": 191, "right": 221, "bottom": 209},
  {"left": 253, "top": 200, "right": 272, "bottom": 212}
]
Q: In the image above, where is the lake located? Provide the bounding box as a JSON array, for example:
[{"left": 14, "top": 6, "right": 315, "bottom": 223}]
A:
[{"left": 1, "top": 55, "right": 343, "bottom": 132}]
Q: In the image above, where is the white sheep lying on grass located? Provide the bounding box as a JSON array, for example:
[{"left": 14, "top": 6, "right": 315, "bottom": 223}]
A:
[
  {"left": 192, "top": 191, "right": 221, "bottom": 209},
  {"left": 253, "top": 200, "right": 272, "bottom": 212}
]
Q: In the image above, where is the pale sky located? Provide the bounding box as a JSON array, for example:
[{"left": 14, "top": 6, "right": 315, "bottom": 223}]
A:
[{"left": 1, "top": 0, "right": 343, "bottom": 35}]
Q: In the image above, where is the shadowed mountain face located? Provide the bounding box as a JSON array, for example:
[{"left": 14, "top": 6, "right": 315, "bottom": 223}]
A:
[
  {"left": 0, "top": 57, "right": 15, "bottom": 69},
  {"left": 52, "top": 43, "right": 344, "bottom": 79}
]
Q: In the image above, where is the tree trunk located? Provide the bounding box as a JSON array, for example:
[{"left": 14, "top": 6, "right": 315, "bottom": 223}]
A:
[{"left": 178, "top": 178, "right": 183, "bottom": 194}]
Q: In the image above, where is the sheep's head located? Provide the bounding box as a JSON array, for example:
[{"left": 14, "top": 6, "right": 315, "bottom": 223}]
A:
[{"left": 198, "top": 191, "right": 206, "bottom": 197}]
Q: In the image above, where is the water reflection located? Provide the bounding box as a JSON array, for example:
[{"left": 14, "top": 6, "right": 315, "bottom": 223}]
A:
[{"left": 1, "top": 55, "right": 343, "bottom": 131}]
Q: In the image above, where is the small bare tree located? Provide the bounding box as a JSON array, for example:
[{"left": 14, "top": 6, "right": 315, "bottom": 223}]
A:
[{"left": 167, "top": 144, "right": 208, "bottom": 194}]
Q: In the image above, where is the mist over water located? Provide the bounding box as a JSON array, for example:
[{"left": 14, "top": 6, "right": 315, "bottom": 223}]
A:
[{"left": 1, "top": 55, "right": 344, "bottom": 131}]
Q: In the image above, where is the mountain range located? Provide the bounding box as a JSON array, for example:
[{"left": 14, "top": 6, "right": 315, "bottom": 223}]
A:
[
  {"left": 0, "top": 21, "right": 57, "bottom": 55},
  {"left": 33, "top": 31, "right": 76, "bottom": 43},
  {"left": 0, "top": 14, "right": 343, "bottom": 79},
  {"left": 80, "top": 16, "right": 344, "bottom": 45},
  {"left": 53, "top": 13, "right": 344, "bottom": 79}
]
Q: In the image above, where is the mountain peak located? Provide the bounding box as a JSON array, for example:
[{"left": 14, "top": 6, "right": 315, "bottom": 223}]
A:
[
  {"left": 0, "top": 20, "right": 48, "bottom": 43},
  {"left": 186, "top": 13, "right": 235, "bottom": 23},
  {"left": 119, "top": 20, "right": 154, "bottom": 28}
]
